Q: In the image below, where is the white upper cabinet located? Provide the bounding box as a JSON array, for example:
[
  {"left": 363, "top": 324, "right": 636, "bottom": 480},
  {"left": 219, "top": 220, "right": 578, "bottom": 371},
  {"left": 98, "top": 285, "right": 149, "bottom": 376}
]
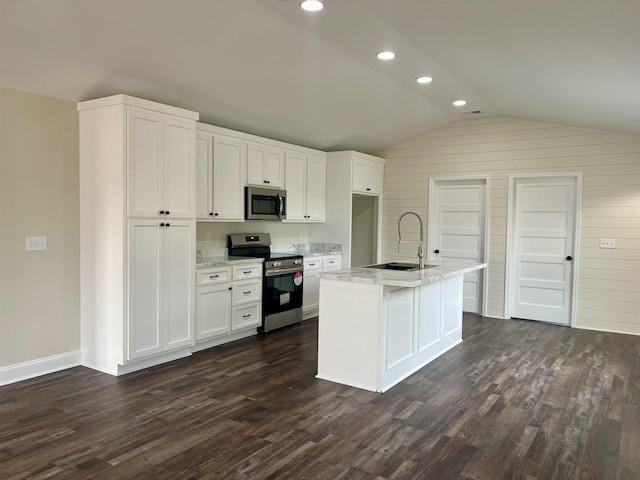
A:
[
  {"left": 246, "top": 143, "right": 284, "bottom": 188},
  {"left": 127, "top": 108, "right": 195, "bottom": 218},
  {"left": 195, "top": 129, "right": 246, "bottom": 221},
  {"left": 284, "top": 152, "right": 325, "bottom": 222},
  {"left": 305, "top": 155, "right": 326, "bottom": 221},
  {"left": 352, "top": 157, "right": 384, "bottom": 195}
]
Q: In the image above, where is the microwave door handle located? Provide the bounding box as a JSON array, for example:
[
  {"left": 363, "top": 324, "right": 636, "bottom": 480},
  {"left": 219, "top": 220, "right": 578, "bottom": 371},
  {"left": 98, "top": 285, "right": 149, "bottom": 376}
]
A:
[{"left": 276, "top": 194, "right": 283, "bottom": 219}]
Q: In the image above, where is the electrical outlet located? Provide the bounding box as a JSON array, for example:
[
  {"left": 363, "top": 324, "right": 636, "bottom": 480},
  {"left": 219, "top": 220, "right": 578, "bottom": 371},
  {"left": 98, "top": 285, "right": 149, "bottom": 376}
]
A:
[
  {"left": 26, "top": 236, "right": 47, "bottom": 251},
  {"left": 205, "top": 233, "right": 211, "bottom": 243},
  {"left": 599, "top": 238, "right": 616, "bottom": 249}
]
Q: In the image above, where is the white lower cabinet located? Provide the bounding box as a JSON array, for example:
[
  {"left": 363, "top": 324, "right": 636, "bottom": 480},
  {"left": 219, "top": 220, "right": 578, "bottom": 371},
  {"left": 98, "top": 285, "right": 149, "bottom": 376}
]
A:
[
  {"left": 127, "top": 220, "right": 195, "bottom": 362},
  {"left": 232, "top": 304, "right": 261, "bottom": 330},
  {"left": 194, "top": 262, "right": 262, "bottom": 350},
  {"left": 303, "top": 254, "right": 341, "bottom": 319},
  {"left": 196, "top": 282, "right": 232, "bottom": 340}
]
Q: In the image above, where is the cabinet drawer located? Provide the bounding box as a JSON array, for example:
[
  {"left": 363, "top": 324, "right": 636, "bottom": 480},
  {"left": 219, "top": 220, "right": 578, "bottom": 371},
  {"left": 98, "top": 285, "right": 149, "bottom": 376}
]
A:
[
  {"left": 232, "top": 303, "right": 261, "bottom": 330},
  {"left": 197, "top": 267, "right": 231, "bottom": 286},
  {"left": 232, "top": 280, "right": 262, "bottom": 306},
  {"left": 322, "top": 256, "right": 342, "bottom": 270},
  {"left": 304, "top": 259, "right": 322, "bottom": 272},
  {"left": 232, "top": 264, "right": 262, "bottom": 280}
]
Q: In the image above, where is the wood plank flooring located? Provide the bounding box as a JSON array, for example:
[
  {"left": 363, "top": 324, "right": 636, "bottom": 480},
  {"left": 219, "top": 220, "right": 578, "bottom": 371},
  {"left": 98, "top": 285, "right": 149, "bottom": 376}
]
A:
[{"left": 1, "top": 315, "right": 639, "bottom": 479}]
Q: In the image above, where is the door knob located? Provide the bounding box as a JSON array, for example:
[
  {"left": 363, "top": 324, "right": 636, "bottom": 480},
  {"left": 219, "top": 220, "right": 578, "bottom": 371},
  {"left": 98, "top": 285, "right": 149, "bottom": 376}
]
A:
[
  {"left": 566, "top": 255, "right": 573, "bottom": 261},
  {"left": 434, "top": 249, "right": 440, "bottom": 254}
]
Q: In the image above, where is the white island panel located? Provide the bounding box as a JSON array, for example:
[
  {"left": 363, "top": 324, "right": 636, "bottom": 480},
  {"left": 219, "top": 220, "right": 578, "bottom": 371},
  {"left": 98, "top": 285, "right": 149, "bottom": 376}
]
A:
[{"left": 317, "top": 279, "right": 382, "bottom": 391}]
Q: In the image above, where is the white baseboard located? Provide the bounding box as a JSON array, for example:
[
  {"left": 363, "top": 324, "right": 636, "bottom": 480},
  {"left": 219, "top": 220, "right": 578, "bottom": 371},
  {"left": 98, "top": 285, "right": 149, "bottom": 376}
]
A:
[{"left": 0, "top": 350, "right": 81, "bottom": 386}]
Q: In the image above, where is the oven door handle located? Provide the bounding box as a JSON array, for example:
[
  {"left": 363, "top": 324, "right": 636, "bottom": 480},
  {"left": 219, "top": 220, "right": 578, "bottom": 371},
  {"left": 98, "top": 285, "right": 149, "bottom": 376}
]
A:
[{"left": 265, "top": 266, "right": 303, "bottom": 277}]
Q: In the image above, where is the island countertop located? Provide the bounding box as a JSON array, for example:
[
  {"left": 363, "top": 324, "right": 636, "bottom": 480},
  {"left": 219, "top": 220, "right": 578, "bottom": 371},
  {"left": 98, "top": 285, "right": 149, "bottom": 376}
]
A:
[{"left": 320, "top": 262, "right": 487, "bottom": 288}]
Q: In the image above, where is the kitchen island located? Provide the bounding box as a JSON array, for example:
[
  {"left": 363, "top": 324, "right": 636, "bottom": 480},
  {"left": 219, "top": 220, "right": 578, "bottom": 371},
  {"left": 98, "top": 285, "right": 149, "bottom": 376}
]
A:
[{"left": 317, "top": 262, "right": 486, "bottom": 392}]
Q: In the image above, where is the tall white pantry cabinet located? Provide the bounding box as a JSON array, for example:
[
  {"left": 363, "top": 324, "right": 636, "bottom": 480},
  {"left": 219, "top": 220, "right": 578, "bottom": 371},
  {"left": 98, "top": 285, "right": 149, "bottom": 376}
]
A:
[{"left": 78, "top": 95, "right": 199, "bottom": 375}]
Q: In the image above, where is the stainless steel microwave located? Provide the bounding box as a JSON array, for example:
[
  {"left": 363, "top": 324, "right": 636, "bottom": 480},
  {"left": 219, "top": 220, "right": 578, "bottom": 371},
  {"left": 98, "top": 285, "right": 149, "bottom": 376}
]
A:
[{"left": 245, "top": 186, "right": 286, "bottom": 221}]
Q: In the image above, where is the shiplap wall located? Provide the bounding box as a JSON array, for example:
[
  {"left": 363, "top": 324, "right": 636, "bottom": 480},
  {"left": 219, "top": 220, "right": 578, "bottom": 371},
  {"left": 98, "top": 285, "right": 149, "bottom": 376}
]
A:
[
  {"left": 378, "top": 117, "right": 640, "bottom": 335},
  {"left": 351, "top": 195, "right": 376, "bottom": 267}
]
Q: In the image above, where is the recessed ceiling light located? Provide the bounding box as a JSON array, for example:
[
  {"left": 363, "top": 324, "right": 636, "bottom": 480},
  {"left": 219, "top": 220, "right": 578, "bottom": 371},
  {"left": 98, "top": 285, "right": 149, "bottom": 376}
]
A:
[
  {"left": 300, "top": 1, "right": 323, "bottom": 12},
  {"left": 377, "top": 51, "right": 396, "bottom": 60},
  {"left": 416, "top": 76, "right": 433, "bottom": 84},
  {"left": 453, "top": 100, "right": 467, "bottom": 106}
]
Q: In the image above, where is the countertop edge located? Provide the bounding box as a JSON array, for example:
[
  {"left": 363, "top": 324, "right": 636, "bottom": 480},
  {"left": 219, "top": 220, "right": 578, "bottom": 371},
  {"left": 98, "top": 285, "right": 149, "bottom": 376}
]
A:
[
  {"left": 320, "top": 263, "right": 487, "bottom": 287},
  {"left": 196, "top": 256, "right": 264, "bottom": 269}
]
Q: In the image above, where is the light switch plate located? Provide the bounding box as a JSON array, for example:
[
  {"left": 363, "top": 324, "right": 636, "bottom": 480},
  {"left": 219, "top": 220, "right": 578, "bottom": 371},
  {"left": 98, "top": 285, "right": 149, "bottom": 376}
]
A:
[
  {"left": 599, "top": 238, "right": 616, "bottom": 249},
  {"left": 26, "top": 236, "right": 47, "bottom": 251}
]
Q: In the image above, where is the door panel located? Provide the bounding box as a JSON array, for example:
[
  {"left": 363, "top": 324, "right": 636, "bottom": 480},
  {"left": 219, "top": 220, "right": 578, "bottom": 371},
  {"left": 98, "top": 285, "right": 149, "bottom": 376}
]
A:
[
  {"left": 510, "top": 176, "right": 577, "bottom": 325},
  {"left": 430, "top": 179, "right": 487, "bottom": 314},
  {"left": 164, "top": 222, "right": 194, "bottom": 349},
  {"left": 164, "top": 118, "right": 194, "bottom": 218},
  {"left": 212, "top": 136, "right": 245, "bottom": 220},
  {"left": 127, "top": 221, "right": 162, "bottom": 360},
  {"left": 127, "top": 109, "right": 162, "bottom": 217}
]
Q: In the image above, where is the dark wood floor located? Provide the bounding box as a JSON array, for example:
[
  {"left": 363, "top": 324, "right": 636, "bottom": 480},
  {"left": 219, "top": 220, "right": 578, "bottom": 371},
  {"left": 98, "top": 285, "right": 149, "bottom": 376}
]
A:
[{"left": 1, "top": 315, "right": 639, "bottom": 480}]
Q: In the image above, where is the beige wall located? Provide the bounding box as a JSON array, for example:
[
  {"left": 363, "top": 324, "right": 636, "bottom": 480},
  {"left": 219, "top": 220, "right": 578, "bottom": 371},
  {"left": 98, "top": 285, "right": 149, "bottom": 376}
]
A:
[
  {"left": 379, "top": 117, "right": 640, "bottom": 335},
  {"left": 0, "top": 87, "right": 80, "bottom": 367}
]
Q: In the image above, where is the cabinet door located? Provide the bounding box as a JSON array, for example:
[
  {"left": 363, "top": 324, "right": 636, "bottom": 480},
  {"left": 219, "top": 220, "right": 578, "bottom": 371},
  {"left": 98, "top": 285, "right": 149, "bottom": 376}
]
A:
[
  {"left": 163, "top": 221, "right": 194, "bottom": 350},
  {"left": 247, "top": 144, "right": 284, "bottom": 188},
  {"left": 246, "top": 143, "right": 267, "bottom": 187},
  {"left": 196, "top": 283, "right": 231, "bottom": 340},
  {"left": 305, "top": 155, "right": 325, "bottom": 222},
  {"left": 368, "top": 162, "right": 384, "bottom": 195},
  {"left": 164, "top": 117, "right": 195, "bottom": 218},
  {"left": 352, "top": 158, "right": 383, "bottom": 195},
  {"left": 212, "top": 136, "right": 245, "bottom": 220},
  {"left": 127, "top": 220, "right": 162, "bottom": 360},
  {"left": 284, "top": 152, "right": 306, "bottom": 221},
  {"left": 264, "top": 147, "right": 284, "bottom": 188},
  {"left": 127, "top": 109, "right": 163, "bottom": 217},
  {"left": 195, "top": 133, "right": 213, "bottom": 219}
]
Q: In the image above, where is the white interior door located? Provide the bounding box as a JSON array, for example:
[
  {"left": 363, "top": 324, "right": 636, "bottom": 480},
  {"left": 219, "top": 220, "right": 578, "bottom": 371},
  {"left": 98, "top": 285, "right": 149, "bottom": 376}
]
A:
[
  {"left": 429, "top": 178, "right": 487, "bottom": 314},
  {"left": 509, "top": 175, "right": 578, "bottom": 325}
]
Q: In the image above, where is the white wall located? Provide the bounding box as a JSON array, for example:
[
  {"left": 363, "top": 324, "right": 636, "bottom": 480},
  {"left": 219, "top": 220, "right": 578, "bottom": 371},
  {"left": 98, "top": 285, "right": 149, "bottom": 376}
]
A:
[
  {"left": 0, "top": 88, "right": 80, "bottom": 368},
  {"left": 379, "top": 117, "right": 640, "bottom": 335}
]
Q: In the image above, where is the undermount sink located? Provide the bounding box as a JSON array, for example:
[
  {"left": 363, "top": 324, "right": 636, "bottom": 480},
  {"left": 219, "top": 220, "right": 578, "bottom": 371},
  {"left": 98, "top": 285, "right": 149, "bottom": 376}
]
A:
[{"left": 365, "top": 262, "right": 437, "bottom": 272}]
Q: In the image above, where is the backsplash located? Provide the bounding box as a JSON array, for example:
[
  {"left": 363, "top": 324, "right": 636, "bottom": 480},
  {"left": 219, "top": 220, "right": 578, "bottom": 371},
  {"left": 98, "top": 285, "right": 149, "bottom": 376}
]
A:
[
  {"left": 196, "top": 221, "right": 319, "bottom": 249},
  {"left": 272, "top": 243, "right": 342, "bottom": 255}
]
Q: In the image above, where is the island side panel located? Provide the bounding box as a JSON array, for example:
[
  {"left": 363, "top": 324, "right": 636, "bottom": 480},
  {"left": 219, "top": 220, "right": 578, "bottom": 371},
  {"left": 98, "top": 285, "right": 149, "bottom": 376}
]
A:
[{"left": 317, "top": 278, "right": 382, "bottom": 392}]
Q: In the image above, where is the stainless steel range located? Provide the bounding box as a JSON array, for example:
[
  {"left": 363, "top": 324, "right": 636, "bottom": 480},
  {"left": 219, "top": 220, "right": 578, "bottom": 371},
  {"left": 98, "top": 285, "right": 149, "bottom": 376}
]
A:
[{"left": 228, "top": 233, "right": 304, "bottom": 332}]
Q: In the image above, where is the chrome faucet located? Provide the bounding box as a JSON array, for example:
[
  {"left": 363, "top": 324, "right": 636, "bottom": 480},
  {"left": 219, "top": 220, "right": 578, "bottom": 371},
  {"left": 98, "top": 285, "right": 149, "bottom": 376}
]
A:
[{"left": 397, "top": 211, "right": 424, "bottom": 270}]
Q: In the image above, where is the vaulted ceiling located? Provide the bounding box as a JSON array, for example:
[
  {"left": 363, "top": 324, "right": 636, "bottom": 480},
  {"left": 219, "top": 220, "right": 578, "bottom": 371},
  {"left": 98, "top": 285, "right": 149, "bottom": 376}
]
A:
[{"left": 1, "top": 0, "right": 639, "bottom": 153}]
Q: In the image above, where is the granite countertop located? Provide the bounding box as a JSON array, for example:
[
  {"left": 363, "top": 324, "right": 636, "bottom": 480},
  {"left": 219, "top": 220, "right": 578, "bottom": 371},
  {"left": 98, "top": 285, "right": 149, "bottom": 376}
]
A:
[
  {"left": 320, "top": 262, "right": 487, "bottom": 288},
  {"left": 196, "top": 255, "right": 264, "bottom": 269}
]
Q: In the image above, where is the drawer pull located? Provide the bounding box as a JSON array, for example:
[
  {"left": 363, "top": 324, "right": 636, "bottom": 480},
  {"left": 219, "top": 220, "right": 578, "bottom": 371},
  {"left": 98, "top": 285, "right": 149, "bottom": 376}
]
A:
[
  {"left": 243, "top": 291, "right": 251, "bottom": 295},
  {"left": 242, "top": 314, "right": 251, "bottom": 318},
  {"left": 243, "top": 271, "right": 251, "bottom": 274},
  {"left": 209, "top": 274, "right": 219, "bottom": 279}
]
